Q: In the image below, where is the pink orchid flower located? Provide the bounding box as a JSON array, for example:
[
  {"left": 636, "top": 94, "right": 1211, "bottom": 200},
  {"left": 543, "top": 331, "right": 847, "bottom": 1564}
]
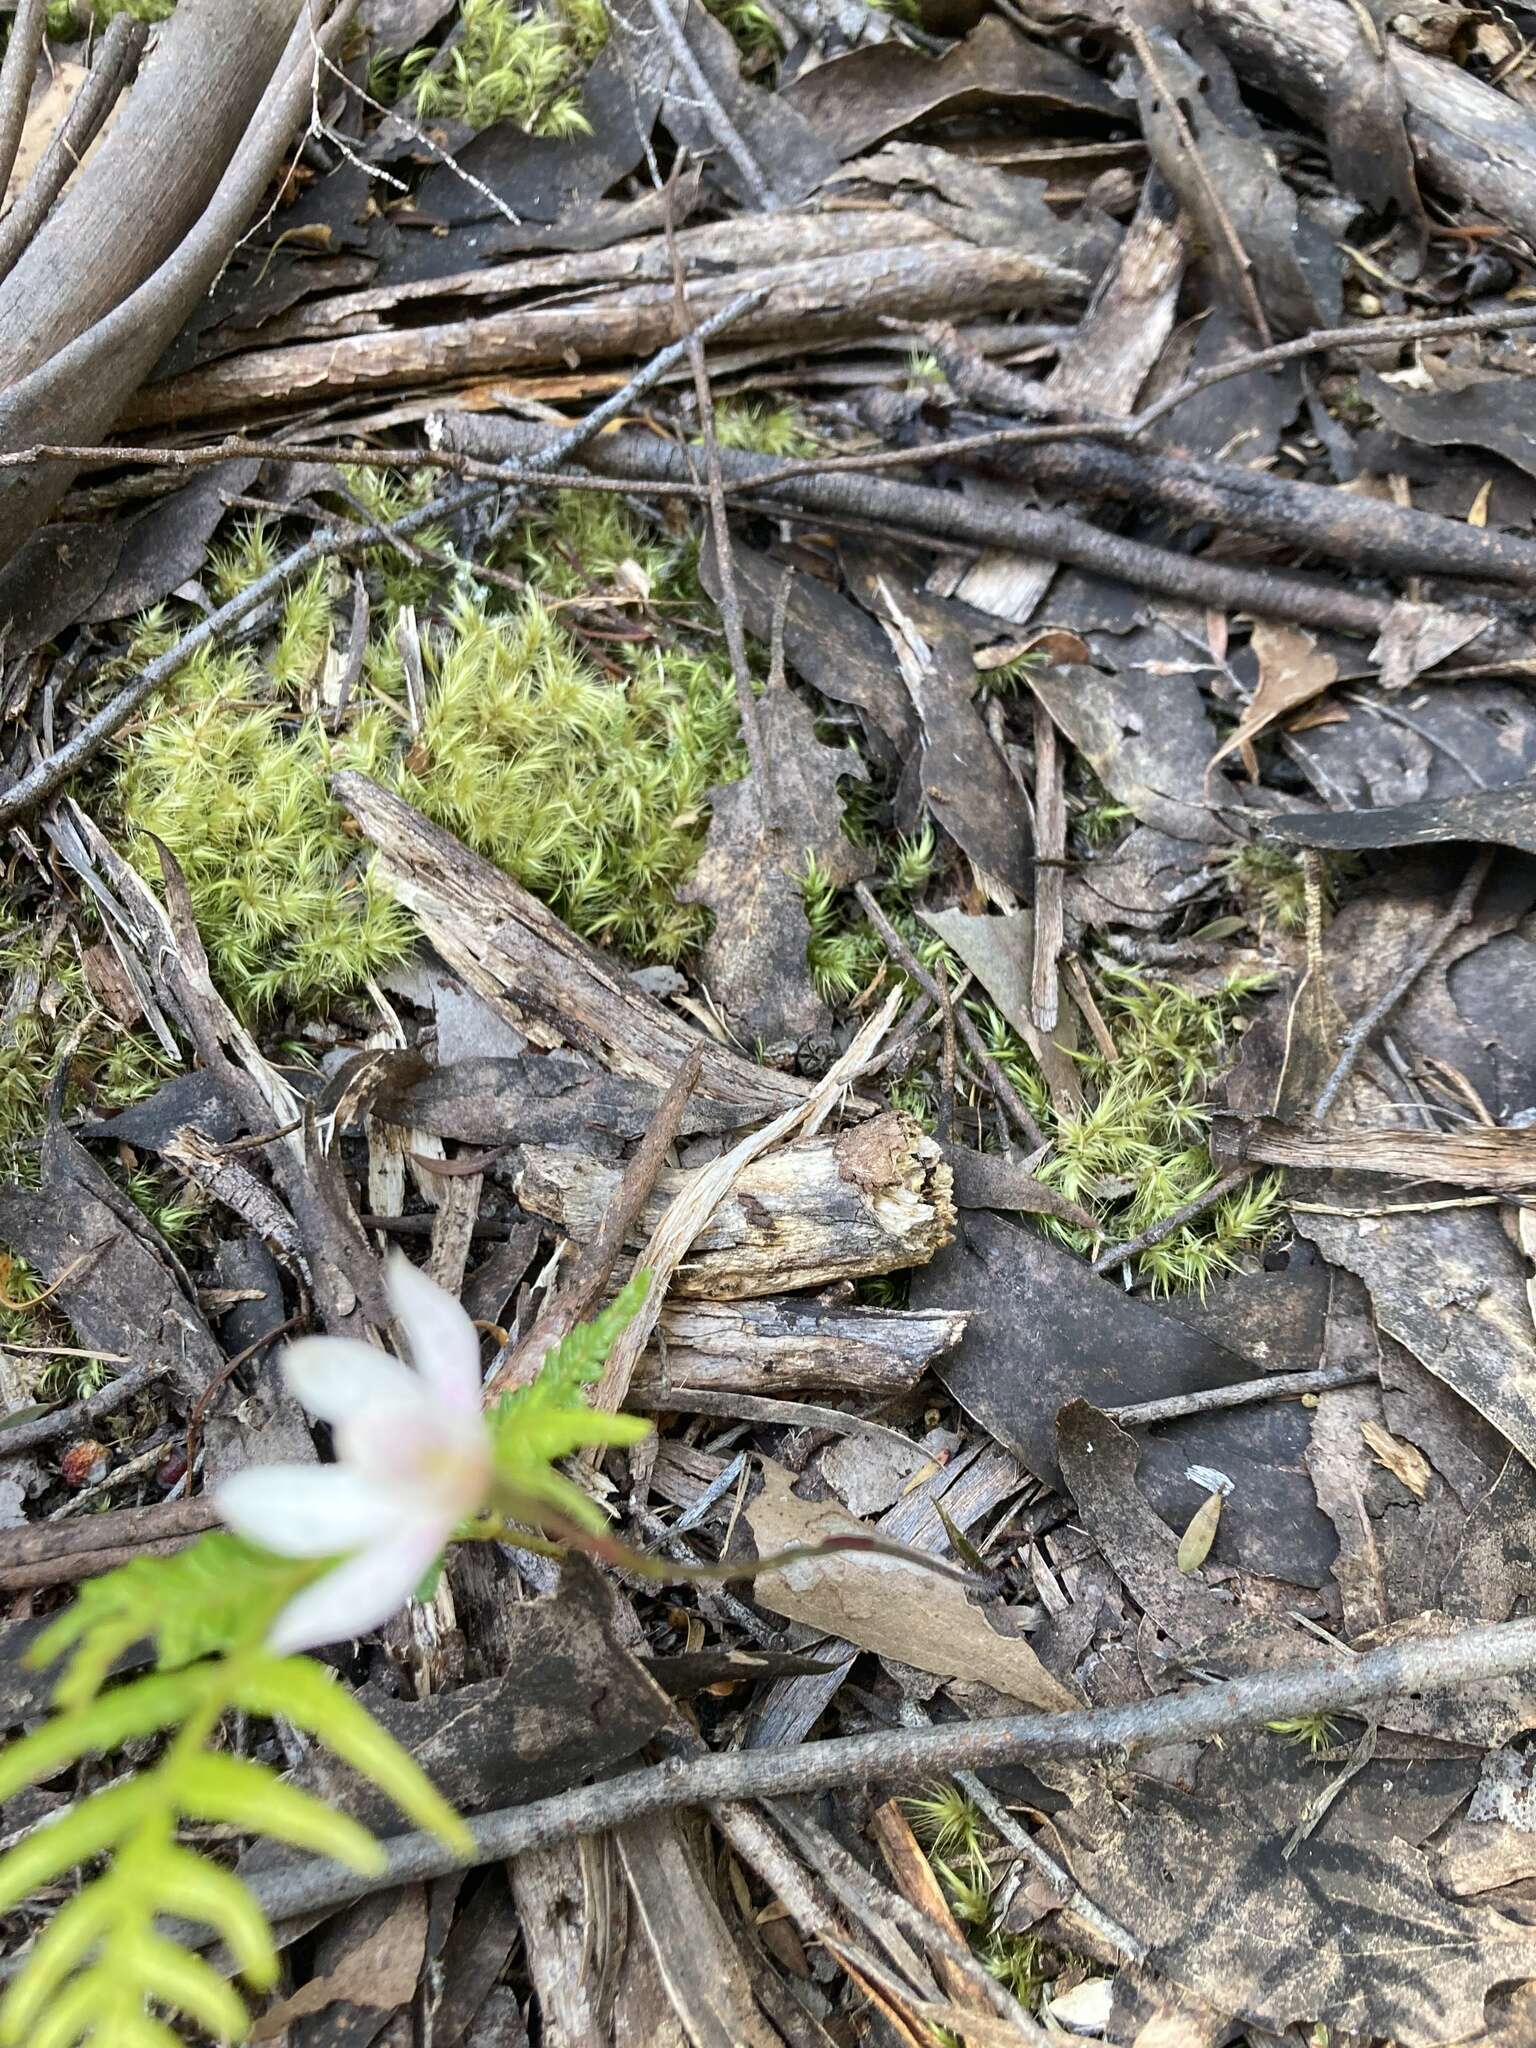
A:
[{"left": 216, "top": 1255, "right": 492, "bottom": 1655}]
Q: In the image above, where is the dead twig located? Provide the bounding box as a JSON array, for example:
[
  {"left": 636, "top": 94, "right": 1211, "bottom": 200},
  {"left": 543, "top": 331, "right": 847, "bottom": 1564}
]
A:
[
  {"left": 1030, "top": 698, "right": 1066, "bottom": 1034},
  {"left": 1116, "top": 7, "right": 1271, "bottom": 345},
  {"left": 1313, "top": 848, "right": 1495, "bottom": 1120},
  {"left": 232, "top": 1611, "right": 1536, "bottom": 1928},
  {"left": 0, "top": 1493, "right": 220, "bottom": 1586},
  {"left": 640, "top": 0, "right": 776, "bottom": 209},
  {"left": 0, "top": 16, "right": 149, "bottom": 289},
  {"left": 665, "top": 176, "right": 768, "bottom": 789},
  {"left": 1106, "top": 1360, "right": 1374, "bottom": 1428},
  {"left": 745, "top": 300, "right": 1536, "bottom": 490},
  {"left": 0, "top": 1358, "right": 170, "bottom": 1458},
  {"left": 0, "top": 0, "right": 49, "bottom": 205},
  {"left": 441, "top": 418, "right": 1442, "bottom": 642},
  {"left": 1091, "top": 1166, "right": 1254, "bottom": 1274},
  {"left": 855, "top": 881, "right": 1048, "bottom": 1152},
  {"left": 485, "top": 1047, "right": 703, "bottom": 1402}
]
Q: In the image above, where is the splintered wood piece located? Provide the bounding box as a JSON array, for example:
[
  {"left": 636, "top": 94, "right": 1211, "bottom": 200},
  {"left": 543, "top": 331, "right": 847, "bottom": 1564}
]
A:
[
  {"left": 335, "top": 773, "right": 809, "bottom": 1122},
  {"left": 636, "top": 1297, "right": 967, "bottom": 1397},
  {"left": 517, "top": 1110, "right": 955, "bottom": 1301}
]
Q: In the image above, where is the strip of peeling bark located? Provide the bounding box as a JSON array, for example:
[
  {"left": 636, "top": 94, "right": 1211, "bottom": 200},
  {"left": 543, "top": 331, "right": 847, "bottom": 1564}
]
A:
[
  {"left": 125, "top": 236, "right": 1088, "bottom": 427},
  {"left": 1213, "top": 1113, "right": 1536, "bottom": 1194}
]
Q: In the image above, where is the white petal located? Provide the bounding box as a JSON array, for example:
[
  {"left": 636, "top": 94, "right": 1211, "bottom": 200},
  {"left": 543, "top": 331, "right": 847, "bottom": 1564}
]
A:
[
  {"left": 264, "top": 1524, "right": 447, "bottom": 1654},
  {"left": 280, "top": 1334, "right": 420, "bottom": 1424},
  {"left": 216, "top": 1463, "right": 401, "bottom": 1558},
  {"left": 386, "top": 1253, "right": 483, "bottom": 1414}
]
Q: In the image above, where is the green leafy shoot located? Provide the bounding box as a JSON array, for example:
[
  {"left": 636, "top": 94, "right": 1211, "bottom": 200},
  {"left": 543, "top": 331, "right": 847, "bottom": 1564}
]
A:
[{"left": 487, "top": 1270, "right": 654, "bottom": 1532}]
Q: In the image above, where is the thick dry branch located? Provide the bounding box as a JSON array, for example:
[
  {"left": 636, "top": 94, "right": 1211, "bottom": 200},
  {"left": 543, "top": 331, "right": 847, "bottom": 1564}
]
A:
[
  {"left": 518, "top": 1111, "right": 954, "bottom": 1300},
  {"left": 0, "top": 0, "right": 296, "bottom": 384},
  {"left": 437, "top": 418, "right": 1448, "bottom": 641},
  {"left": 637, "top": 1297, "right": 967, "bottom": 1397},
  {"left": 967, "top": 428, "right": 1536, "bottom": 592},
  {"left": 335, "top": 773, "right": 810, "bottom": 1123},
  {"left": 131, "top": 235, "right": 1084, "bottom": 425},
  {"left": 1199, "top": 0, "right": 1536, "bottom": 247},
  {"left": 0, "top": 16, "right": 149, "bottom": 291},
  {"left": 0, "top": 1494, "right": 219, "bottom": 1578},
  {"left": 0, "top": 0, "right": 50, "bottom": 206},
  {"left": 238, "top": 1612, "right": 1536, "bottom": 1928},
  {"left": 0, "top": 0, "right": 333, "bottom": 556}
]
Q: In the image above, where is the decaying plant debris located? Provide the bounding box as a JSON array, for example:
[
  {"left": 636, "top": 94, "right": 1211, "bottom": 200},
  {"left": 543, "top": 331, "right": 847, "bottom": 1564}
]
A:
[{"left": 6, "top": 0, "right": 1536, "bottom": 2038}]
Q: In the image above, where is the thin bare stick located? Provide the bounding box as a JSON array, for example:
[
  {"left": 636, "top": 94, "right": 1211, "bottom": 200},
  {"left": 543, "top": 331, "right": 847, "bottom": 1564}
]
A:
[
  {"left": 0, "top": 1358, "right": 170, "bottom": 1457},
  {"left": 744, "top": 301, "right": 1536, "bottom": 491},
  {"left": 0, "top": 288, "right": 764, "bottom": 831},
  {"left": 641, "top": 0, "right": 775, "bottom": 209},
  {"left": 0, "top": 15, "right": 147, "bottom": 288},
  {"left": 1314, "top": 848, "right": 1494, "bottom": 1121},
  {"left": 1107, "top": 1360, "right": 1373, "bottom": 1429},
  {"left": 950, "top": 1762, "right": 1144, "bottom": 1964},
  {"left": 1091, "top": 1166, "right": 1253, "bottom": 1275},
  {"left": 855, "top": 881, "right": 1048, "bottom": 1152},
  {"left": 666, "top": 184, "right": 768, "bottom": 788},
  {"left": 0, "top": 0, "right": 49, "bottom": 204},
  {"left": 485, "top": 1048, "right": 702, "bottom": 1402},
  {"left": 1030, "top": 698, "right": 1065, "bottom": 1035},
  {"left": 235, "top": 1612, "right": 1536, "bottom": 1927}
]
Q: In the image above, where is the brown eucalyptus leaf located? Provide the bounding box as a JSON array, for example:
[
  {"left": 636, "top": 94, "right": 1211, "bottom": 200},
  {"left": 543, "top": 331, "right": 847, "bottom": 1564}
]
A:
[
  {"left": 1209, "top": 621, "right": 1338, "bottom": 775},
  {"left": 1059, "top": 1772, "right": 1536, "bottom": 2044},
  {"left": 746, "top": 1458, "right": 1075, "bottom": 1710}
]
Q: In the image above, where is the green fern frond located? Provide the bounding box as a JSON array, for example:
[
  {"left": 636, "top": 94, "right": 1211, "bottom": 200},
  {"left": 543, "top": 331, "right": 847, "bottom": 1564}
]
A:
[{"left": 488, "top": 1269, "right": 653, "bottom": 1530}]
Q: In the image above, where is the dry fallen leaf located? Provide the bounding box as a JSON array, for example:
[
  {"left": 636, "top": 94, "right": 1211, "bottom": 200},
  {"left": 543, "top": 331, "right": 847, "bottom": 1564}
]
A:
[
  {"left": 1208, "top": 621, "right": 1338, "bottom": 779},
  {"left": 746, "top": 1459, "right": 1075, "bottom": 1710},
  {"left": 1361, "top": 1418, "right": 1431, "bottom": 1500},
  {"left": 252, "top": 1886, "right": 427, "bottom": 2036},
  {"left": 1177, "top": 1489, "right": 1224, "bottom": 1573}
]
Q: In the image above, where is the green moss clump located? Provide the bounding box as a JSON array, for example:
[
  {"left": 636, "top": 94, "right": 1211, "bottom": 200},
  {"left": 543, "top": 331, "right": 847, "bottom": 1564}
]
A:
[
  {"left": 701, "top": 0, "right": 783, "bottom": 62},
  {"left": 45, "top": 0, "right": 172, "bottom": 35},
  {"left": 114, "top": 620, "right": 413, "bottom": 1016},
  {"left": 400, "top": 0, "right": 608, "bottom": 136},
  {"left": 711, "top": 400, "right": 815, "bottom": 457},
  {"left": 398, "top": 595, "right": 744, "bottom": 963},
  {"left": 113, "top": 487, "right": 748, "bottom": 1017}
]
